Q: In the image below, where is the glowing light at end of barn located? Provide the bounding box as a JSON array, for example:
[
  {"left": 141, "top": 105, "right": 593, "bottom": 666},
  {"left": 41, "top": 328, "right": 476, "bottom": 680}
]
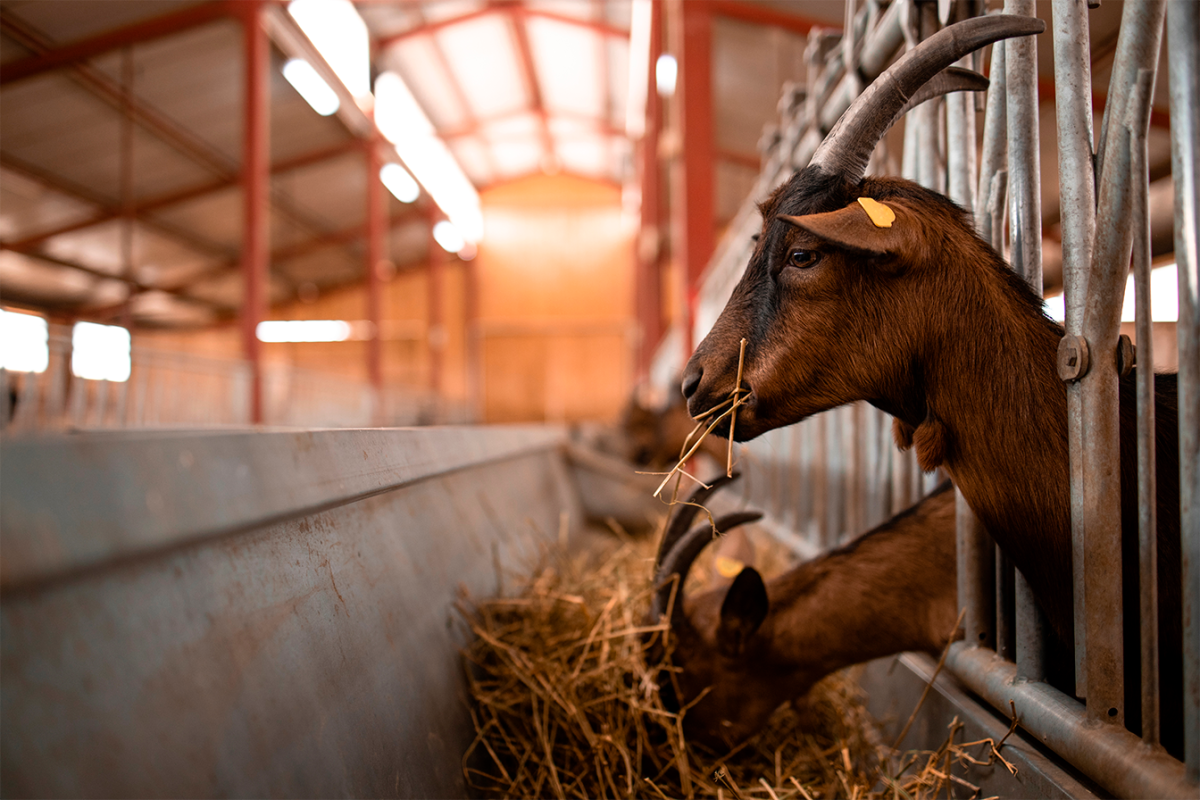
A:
[
  {"left": 380, "top": 163, "right": 420, "bottom": 203},
  {"left": 287, "top": 0, "right": 371, "bottom": 102},
  {"left": 625, "top": 0, "right": 653, "bottom": 139},
  {"left": 375, "top": 71, "right": 484, "bottom": 243},
  {"left": 655, "top": 54, "right": 677, "bottom": 97},
  {"left": 432, "top": 221, "right": 466, "bottom": 254},
  {"left": 282, "top": 59, "right": 340, "bottom": 116},
  {"left": 1043, "top": 263, "right": 1180, "bottom": 323},
  {"left": 256, "top": 320, "right": 353, "bottom": 343},
  {"left": 72, "top": 322, "right": 131, "bottom": 382},
  {"left": 0, "top": 309, "right": 49, "bottom": 373}
]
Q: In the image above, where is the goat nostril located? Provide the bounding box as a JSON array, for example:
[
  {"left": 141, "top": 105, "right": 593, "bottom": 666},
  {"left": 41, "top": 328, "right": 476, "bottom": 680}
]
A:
[{"left": 681, "top": 368, "right": 702, "bottom": 399}]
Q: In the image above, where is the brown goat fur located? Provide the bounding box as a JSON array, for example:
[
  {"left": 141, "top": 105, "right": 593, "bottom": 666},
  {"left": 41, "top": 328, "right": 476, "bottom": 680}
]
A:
[
  {"left": 666, "top": 482, "right": 958, "bottom": 748},
  {"left": 682, "top": 165, "right": 1183, "bottom": 753}
]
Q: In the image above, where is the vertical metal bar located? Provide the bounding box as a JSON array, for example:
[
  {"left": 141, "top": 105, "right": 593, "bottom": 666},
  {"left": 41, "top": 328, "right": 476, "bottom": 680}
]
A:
[
  {"left": 1166, "top": 0, "right": 1200, "bottom": 779},
  {"left": 119, "top": 46, "right": 136, "bottom": 331},
  {"left": 240, "top": 1, "right": 269, "bottom": 425},
  {"left": 428, "top": 208, "right": 445, "bottom": 398},
  {"left": 635, "top": 0, "right": 663, "bottom": 381},
  {"left": 670, "top": 0, "right": 714, "bottom": 356},
  {"left": 1130, "top": 65, "right": 1159, "bottom": 746},
  {"left": 1052, "top": 0, "right": 1098, "bottom": 698},
  {"left": 996, "top": 546, "right": 1017, "bottom": 659},
  {"left": 1003, "top": 0, "right": 1049, "bottom": 681},
  {"left": 1084, "top": 0, "right": 1165, "bottom": 727},
  {"left": 365, "top": 140, "right": 384, "bottom": 424}
]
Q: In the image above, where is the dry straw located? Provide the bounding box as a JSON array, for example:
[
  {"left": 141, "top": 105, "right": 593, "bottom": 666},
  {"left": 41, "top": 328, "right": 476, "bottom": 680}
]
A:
[{"left": 460, "top": 536, "right": 1016, "bottom": 799}]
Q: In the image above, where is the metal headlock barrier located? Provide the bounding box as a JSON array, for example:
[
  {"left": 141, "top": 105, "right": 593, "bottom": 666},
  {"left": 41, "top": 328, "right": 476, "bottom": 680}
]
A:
[{"left": 653, "top": 1, "right": 1199, "bottom": 796}]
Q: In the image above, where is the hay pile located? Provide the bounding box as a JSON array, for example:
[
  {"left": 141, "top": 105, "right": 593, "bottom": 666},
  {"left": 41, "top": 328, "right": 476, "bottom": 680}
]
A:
[{"left": 461, "top": 535, "right": 1010, "bottom": 799}]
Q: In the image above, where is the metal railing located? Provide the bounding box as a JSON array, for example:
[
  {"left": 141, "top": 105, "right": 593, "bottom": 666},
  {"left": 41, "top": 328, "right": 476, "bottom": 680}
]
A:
[
  {"left": 1, "top": 323, "right": 460, "bottom": 433},
  {"left": 653, "top": 0, "right": 1198, "bottom": 795}
]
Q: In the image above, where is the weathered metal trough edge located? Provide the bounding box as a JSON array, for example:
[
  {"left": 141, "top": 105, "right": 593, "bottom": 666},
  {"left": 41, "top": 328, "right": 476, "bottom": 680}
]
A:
[{"left": 0, "top": 425, "right": 566, "bottom": 591}]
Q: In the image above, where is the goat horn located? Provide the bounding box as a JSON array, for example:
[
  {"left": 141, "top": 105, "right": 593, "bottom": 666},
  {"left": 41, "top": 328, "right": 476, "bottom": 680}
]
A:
[
  {"left": 809, "top": 14, "right": 1044, "bottom": 181},
  {"left": 895, "top": 66, "right": 990, "bottom": 120},
  {"left": 651, "top": 510, "right": 765, "bottom": 626},
  {"left": 652, "top": 472, "right": 741, "bottom": 576}
]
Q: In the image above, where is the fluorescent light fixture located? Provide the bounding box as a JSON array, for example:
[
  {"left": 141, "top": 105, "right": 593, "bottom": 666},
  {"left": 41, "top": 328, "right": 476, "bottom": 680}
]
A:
[
  {"left": 626, "top": 0, "right": 652, "bottom": 138},
  {"left": 287, "top": 0, "right": 371, "bottom": 101},
  {"left": 256, "top": 320, "right": 352, "bottom": 343},
  {"left": 655, "top": 53, "right": 677, "bottom": 97},
  {"left": 72, "top": 322, "right": 131, "bottom": 382},
  {"left": 1043, "top": 263, "right": 1179, "bottom": 323},
  {"left": 282, "top": 58, "right": 340, "bottom": 116},
  {"left": 375, "top": 71, "right": 484, "bottom": 243},
  {"left": 432, "top": 220, "right": 466, "bottom": 254},
  {"left": 380, "top": 163, "right": 420, "bottom": 203},
  {"left": 0, "top": 309, "right": 49, "bottom": 373}
]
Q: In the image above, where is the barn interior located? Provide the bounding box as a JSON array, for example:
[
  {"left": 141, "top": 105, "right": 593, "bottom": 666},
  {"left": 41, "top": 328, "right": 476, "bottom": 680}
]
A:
[{"left": 2, "top": 1, "right": 1197, "bottom": 798}]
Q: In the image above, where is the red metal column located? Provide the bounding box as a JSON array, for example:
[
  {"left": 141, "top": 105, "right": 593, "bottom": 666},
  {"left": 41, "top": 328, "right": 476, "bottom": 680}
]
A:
[
  {"left": 241, "top": 2, "right": 269, "bottom": 424},
  {"left": 364, "top": 139, "right": 385, "bottom": 421},
  {"left": 671, "top": 0, "right": 714, "bottom": 356},
  {"left": 427, "top": 209, "right": 445, "bottom": 396},
  {"left": 635, "top": 0, "right": 664, "bottom": 380}
]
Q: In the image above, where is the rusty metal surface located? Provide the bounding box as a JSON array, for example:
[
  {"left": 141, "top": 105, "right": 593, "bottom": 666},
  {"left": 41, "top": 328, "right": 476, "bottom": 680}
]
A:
[
  {"left": 1, "top": 428, "right": 578, "bottom": 798},
  {"left": 0, "top": 425, "right": 563, "bottom": 591},
  {"left": 946, "top": 643, "right": 1197, "bottom": 798},
  {"left": 1167, "top": 0, "right": 1200, "bottom": 780},
  {"left": 860, "top": 653, "right": 1101, "bottom": 800}
]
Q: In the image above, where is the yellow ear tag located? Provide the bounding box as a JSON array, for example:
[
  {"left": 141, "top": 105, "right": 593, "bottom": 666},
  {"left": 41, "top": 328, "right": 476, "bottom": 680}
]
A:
[
  {"left": 857, "top": 196, "right": 896, "bottom": 228},
  {"left": 715, "top": 556, "right": 745, "bottom": 579}
]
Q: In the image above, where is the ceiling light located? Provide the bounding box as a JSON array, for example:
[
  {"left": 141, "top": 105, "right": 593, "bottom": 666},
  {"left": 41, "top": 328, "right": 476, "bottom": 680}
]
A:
[
  {"left": 432, "top": 221, "right": 466, "bottom": 254},
  {"left": 282, "top": 59, "right": 340, "bottom": 116},
  {"left": 72, "top": 322, "right": 131, "bottom": 382},
  {"left": 655, "top": 54, "right": 677, "bottom": 97},
  {"left": 287, "top": 0, "right": 371, "bottom": 101},
  {"left": 257, "top": 320, "right": 352, "bottom": 343},
  {"left": 380, "top": 163, "right": 420, "bottom": 203},
  {"left": 375, "top": 71, "right": 484, "bottom": 243},
  {"left": 626, "top": 0, "right": 653, "bottom": 138},
  {"left": 0, "top": 309, "right": 49, "bottom": 373}
]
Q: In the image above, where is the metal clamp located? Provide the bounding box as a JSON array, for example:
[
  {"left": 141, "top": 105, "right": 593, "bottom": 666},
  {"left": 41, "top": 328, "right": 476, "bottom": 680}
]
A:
[
  {"left": 1117, "top": 333, "right": 1136, "bottom": 378},
  {"left": 1058, "top": 334, "right": 1091, "bottom": 382}
]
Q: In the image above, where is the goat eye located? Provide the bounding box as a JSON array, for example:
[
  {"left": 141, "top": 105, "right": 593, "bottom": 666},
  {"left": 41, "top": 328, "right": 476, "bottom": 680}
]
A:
[{"left": 786, "top": 249, "right": 817, "bottom": 269}]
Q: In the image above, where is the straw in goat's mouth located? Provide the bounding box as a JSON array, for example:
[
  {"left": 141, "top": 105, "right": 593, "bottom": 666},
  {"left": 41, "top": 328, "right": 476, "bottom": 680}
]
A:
[{"left": 647, "top": 338, "right": 751, "bottom": 503}]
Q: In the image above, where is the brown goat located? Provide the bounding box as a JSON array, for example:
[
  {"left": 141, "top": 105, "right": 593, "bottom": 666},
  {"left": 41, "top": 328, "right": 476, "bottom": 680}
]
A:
[
  {"left": 680, "top": 16, "right": 1182, "bottom": 754},
  {"left": 651, "top": 479, "right": 957, "bottom": 748}
]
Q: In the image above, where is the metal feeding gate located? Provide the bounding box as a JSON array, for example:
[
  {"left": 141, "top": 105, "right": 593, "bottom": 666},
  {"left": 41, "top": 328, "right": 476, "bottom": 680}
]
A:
[{"left": 656, "top": 0, "right": 1198, "bottom": 797}]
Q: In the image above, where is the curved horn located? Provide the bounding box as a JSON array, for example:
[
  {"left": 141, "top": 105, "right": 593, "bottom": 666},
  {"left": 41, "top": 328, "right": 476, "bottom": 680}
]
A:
[
  {"left": 809, "top": 14, "right": 1044, "bottom": 181},
  {"left": 653, "top": 472, "right": 741, "bottom": 575},
  {"left": 895, "top": 66, "right": 989, "bottom": 121},
  {"left": 651, "top": 510, "right": 764, "bottom": 625}
]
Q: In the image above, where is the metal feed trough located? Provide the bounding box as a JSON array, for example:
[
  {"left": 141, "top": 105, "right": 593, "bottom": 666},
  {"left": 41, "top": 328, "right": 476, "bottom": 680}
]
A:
[
  {"left": 653, "top": 0, "right": 1199, "bottom": 797},
  {"left": 0, "top": 424, "right": 1145, "bottom": 799}
]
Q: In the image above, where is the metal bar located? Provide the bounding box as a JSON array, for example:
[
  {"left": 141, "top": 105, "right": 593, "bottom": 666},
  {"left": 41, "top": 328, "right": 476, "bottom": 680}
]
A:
[
  {"left": 428, "top": 209, "right": 445, "bottom": 396},
  {"left": 1131, "top": 65, "right": 1160, "bottom": 746},
  {"left": 672, "top": 0, "right": 714, "bottom": 356},
  {"left": 635, "top": 0, "right": 664, "bottom": 381},
  {"left": 1051, "top": 0, "right": 1098, "bottom": 698},
  {"left": 1081, "top": 0, "right": 1165, "bottom": 726},
  {"left": 996, "top": 546, "right": 1016, "bottom": 659},
  {"left": 241, "top": 2, "right": 269, "bottom": 426},
  {"left": 119, "top": 47, "right": 136, "bottom": 329},
  {"left": 365, "top": 140, "right": 385, "bottom": 420},
  {"left": 1166, "top": 0, "right": 1200, "bottom": 780},
  {"left": 946, "top": 644, "right": 1197, "bottom": 798},
  {"left": 0, "top": 1, "right": 231, "bottom": 85}
]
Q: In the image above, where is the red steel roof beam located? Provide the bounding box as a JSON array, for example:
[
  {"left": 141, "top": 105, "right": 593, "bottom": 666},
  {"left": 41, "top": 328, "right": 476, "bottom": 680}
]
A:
[
  {"left": 671, "top": 0, "right": 715, "bottom": 356},
  {"left": 0, "top": 1, "right": 233, "bottom": 86},
  {"left": 242, "top": 2, "right": 270, "bottom": 425},
  {"left": 509, "top": 4, "right": 555, "bottom": 171},
  {"left": 708, "top": 0, "right": 823, "bottom": 36}
]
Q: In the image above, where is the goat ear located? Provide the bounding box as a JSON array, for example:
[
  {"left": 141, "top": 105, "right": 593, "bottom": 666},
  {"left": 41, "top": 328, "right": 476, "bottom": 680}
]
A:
[
  {"left": 717, "top": 567, "right": 769, "bottom": 658},
  {"left": 778, "top": 197, "right": 914, "bottom": 256}
]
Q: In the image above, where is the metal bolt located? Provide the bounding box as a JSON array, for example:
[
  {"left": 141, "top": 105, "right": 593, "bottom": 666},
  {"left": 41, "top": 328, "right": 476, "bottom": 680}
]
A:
[
  {"left": 1057, "top": 334, "right": 1091, "bottom": 382},
  {"left": 1117, "top": 334, "right": 1136, "bottom": 378}
]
